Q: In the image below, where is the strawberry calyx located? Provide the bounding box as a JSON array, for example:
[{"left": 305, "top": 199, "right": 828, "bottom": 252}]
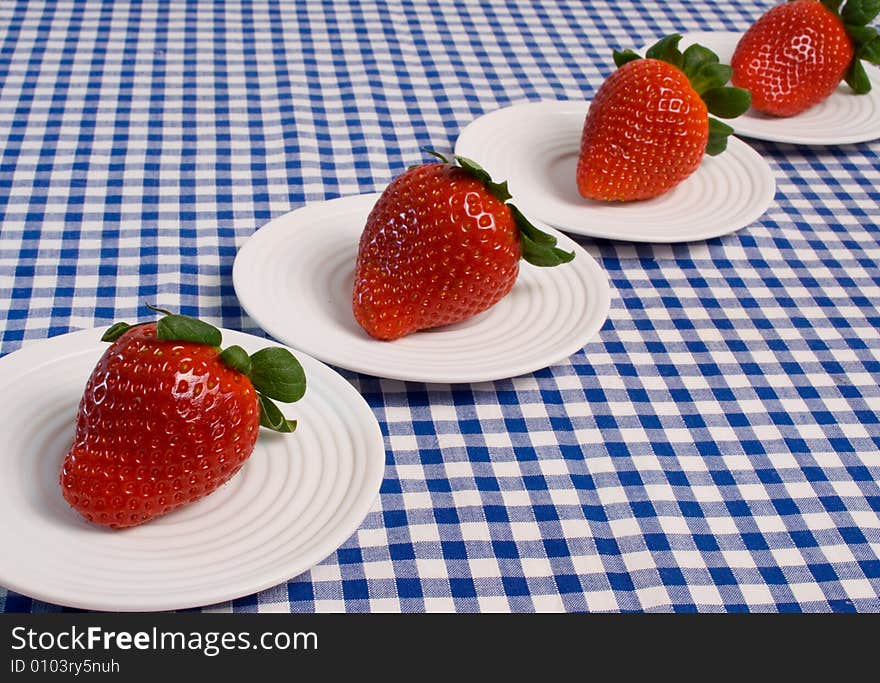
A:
[
  {"left": 820, "top": 0, "right": 880, "bottom": 93},
  {"left": 100, "top": 305, "right": 305, "bottom": 433},
  {"left": 423, "top": 149, "right": 574, "bottom": 267},
  {"left": 612, "top": 34, "right": 751, "bottom": 156}
]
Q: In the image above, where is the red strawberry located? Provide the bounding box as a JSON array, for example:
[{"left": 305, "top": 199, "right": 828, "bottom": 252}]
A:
[
  {"left": 731, "top": 0, "right": 880, "bottom": 117},
  {"left": 60, "top": 307, "right": 305, "bottom": 529},
  {"left": 577, "top": 34, "right": 751, "bottom": 202},
  {"left": 353, "top": 152, "right": 574, "bottom": 341}
]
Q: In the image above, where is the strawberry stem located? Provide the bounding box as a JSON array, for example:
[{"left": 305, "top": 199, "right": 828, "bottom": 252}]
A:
[
  {"left": 144, "top": 302, "right": 174, "bottom": 317},
  {"left": 423, "top": 148, "right": 450, "bottom": 164}
]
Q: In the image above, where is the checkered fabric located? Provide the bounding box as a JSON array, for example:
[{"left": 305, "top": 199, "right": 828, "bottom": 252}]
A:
[{"left": 1, "top": 0, "right": 879, "bottom": 613}]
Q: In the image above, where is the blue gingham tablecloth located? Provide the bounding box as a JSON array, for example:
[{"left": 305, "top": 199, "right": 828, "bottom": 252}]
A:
[{"left": 1, "top": 0, "right": 879, "bottom": 613}]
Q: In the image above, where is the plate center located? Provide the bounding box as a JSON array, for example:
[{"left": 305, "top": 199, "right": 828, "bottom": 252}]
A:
[{"left": 539, "top": 150, "right": 583, "bottom": 207}]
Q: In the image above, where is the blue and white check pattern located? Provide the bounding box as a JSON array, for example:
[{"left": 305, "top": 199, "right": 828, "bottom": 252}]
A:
[{"left": 1, "top": 0, "right": 879, "bottom": 612}]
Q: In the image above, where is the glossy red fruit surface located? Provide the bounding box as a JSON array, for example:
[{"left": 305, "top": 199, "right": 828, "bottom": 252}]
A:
[
  {"left": 353, "top": 163, "right": 521, "bottom": 341},
  {"left": 576, "top": 58, "right": 709, "bottom": 202},
  {"left": 731, "top": 0, "right": 854, "bottom": 116},
  {"left": 60, "top": 323, "right": 261, "bottom": 528}
]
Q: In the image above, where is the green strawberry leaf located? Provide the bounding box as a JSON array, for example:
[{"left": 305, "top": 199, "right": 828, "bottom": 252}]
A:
[
  {"left": 681, "top": 43, "right": 719, "bottom": 80},
  {"left": 160, "top": 316, "right": 222, "bottom": 346},
  {"left": 706, "top": 117, "right": 735, "bottom": 156},
  {"left": 845, "top": 23, "right": 878, "bottom": 46},
  {"left": 218, "top": 345, "right": 252, "bottom": 375},
  {"left": 258, "top": 394, "right": 297, "bottom": 433},
  {"left": 613, "top": 49, "right": 641, "bottom": 68},
  {"left": 511, "top": 206, "right": 574, "bottom": 267},
  {"left": 702, "top": 86, "right": 752, "bottom": 119},
  {"left": 454, "top": 155, "right": 512, "bottom": 202},
  {"left": 144, "top": 303, "right": 223, "bottom": 347},
  {"left": 707, "top": 117, "right": 734, "bottom": 136},
  {"left": 645, "top": 34, "right": 683, "bottom": 69},
  {"left": 705, "top": 137, "right": 727, "bottom": 157},
  {"left": 690, "top": 62, "right": 733, "bottom": 95},
  {"left": 842, "top": 0, "right": 880, "bottom": 26},
  {"left": 156, "top": 313, "right": 223, "bottom": 347},
  {"left": 822, "top": 0, "right": 844, "bottom": 13},
  {"left": 101, "top": 322, "right": 132, "bottom": 342},
  {"left": 249, "top": 347, "right": 306, "bottom": 403},
  {"left": 845, "top": 58, "right": 873, "bottom": 93},
  {"left": 509, "top": 204, "right": 557, "bottom": 246},
  {"left": 520, "top": 232, "right": 576, "bottom": 267},
  {"left": 860, "top": 35, "right": 880, "bottom": 63}
]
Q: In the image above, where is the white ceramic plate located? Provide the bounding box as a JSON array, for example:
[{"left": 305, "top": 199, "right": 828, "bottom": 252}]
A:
[
  {"left": 233, "top": 193, "right": 610, "bottom": 384},
  {"left": 454, "top": 100, "right": 775, "bottom": 243},
  {"left": 658, "top": 31, "right": 880, "bottom": 145},
  {"left": 0, "top": 328, "right": 385, "bottom": 612}
]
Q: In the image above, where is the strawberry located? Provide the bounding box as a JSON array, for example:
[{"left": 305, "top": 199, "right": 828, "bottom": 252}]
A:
[
  {"left": 576, "top": 34, "right": 751, "bottom": 202},
  {"left": 59, "top": 306, "right": 305, "bottom": 529},
  {"left": 352, "top": 151, "right": 574, "bottom": 341},
  {"left": 731, "top": 0, "right": 880, "bottom": 117}
]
